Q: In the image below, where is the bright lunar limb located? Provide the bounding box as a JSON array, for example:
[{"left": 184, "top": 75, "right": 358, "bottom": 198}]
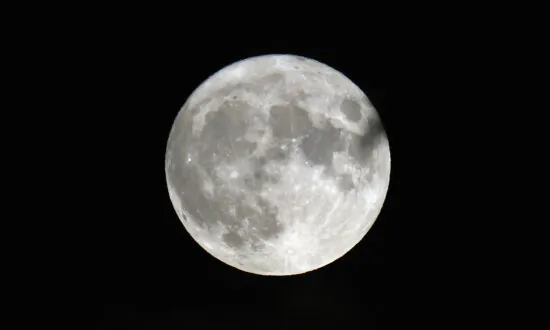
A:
[{"left": 165, "top": 54, "right": 391, "bottom": 275}]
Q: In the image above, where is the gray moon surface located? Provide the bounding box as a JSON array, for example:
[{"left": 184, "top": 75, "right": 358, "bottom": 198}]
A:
[{"left": 165, "top": 54, "right": 391, "bottom": 275}]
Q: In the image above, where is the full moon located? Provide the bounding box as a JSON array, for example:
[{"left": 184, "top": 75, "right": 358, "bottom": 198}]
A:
[{"left": 165, "top": 54, "right": 390, "bottom": 275}]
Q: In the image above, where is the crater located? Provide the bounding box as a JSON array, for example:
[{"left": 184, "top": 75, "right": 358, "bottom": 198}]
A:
[
  {"left": 198, "top": 101, "right": 257, "bottom": 171},
  {"left": 235, "top": 198, "right": 283, "bottom": 242},
  {"left": 252, "top": 164, "right": 278, "bottom": 185},
  {"left": 255, "top": 198, "right": 283, "bottom": 239},
  {"left": 243, "top": 156, "right": 281, "bottom": 191},
  {"left": 340, "top": 98, "right": 362, "bottom": 122},
  {"left": 169, "top": 101, "right": 271, "bottom": 231},
  {"left": 338, "top": 173, "right": 356, "bottom": 192},
  {"left": 250, "top": 239, "right": 266, "bottom": 252},
  {"left": 166, "top": 163, "right": 223, "bottom": 229},
  {"left": 222, "top": 231, "right": 245, "bottom": 249},
  {"left": 264, "top": 145, "right": 290, "bottom": 162},
  {"left": 269, "top": 104, "right": 313, "bottom": 139},
  {"left": 300, "top": 123, "right": 344, "bottom": 167},
  {"left": 236, "top": 204, "right": 258, "bottom": 222},
  {"left": 167, "top": 105, "right": 195, "bottom": 166},
  {"left": 348, "top": 114, "right": 385, "bottom": 166},
  {"left": 255, "top": 73, "right": 286, "bottom": 92}
]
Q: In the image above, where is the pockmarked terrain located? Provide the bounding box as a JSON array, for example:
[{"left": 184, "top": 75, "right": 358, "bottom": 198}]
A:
[{"left": 166, "top": 54, "right": 390, "bottom": 275}]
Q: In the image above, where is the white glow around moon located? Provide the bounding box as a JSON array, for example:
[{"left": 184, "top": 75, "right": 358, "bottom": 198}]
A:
[{"left": 165, "top": 54, "right": 390, "bottom": 275}]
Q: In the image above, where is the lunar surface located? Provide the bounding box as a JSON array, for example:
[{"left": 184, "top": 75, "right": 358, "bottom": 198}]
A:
[{"left": 165, "top": 54, "right": 390, "bottom": 275}]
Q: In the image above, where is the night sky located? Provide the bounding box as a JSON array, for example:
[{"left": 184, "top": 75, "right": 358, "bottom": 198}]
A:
[{"left": 63, "top": 20, "right": 469, "bottom": 329}]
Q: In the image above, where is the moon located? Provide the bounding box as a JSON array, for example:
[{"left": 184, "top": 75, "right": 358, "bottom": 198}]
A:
[{"left": 165, "top": 54, "right": 390, "bottom": 275}]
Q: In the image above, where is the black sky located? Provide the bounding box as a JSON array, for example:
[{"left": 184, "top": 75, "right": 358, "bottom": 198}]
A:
[{"left": 57, "top": 19, "right": 476, "bottom": 329}]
